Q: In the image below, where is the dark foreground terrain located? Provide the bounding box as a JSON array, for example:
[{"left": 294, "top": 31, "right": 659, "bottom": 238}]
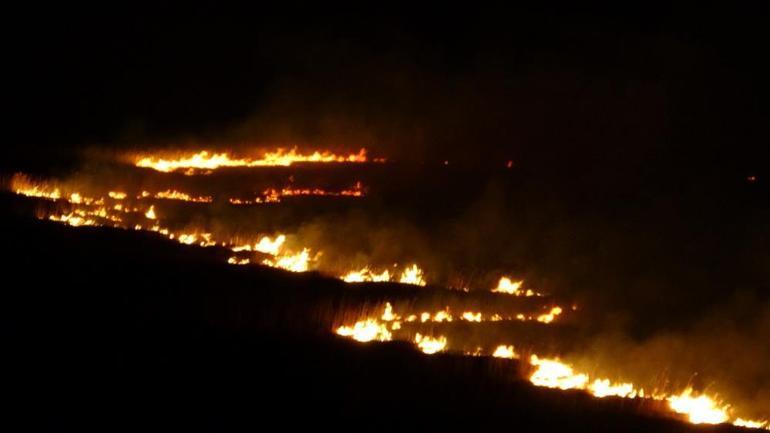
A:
[{"left": 1, "top": 193, "right": 754, "bottom": 432}]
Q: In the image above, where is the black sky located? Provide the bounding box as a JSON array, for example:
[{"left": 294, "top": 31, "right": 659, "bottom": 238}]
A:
[{"left": 5, "top": 4, "right": 770, "bottom": 176}]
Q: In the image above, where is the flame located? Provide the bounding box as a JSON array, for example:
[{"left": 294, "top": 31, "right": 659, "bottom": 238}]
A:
[
  {"left": 144, "top": 205, "right": 157, "bottom": 219},
  {"left": 11, "top": 173, "right": 61, "bottom": 200},
  {"left": 399, "top": 264, "right": 426, "bottom": 286},
  {"left": 231, "top": 235, "right": 287, "bottom": 255},
  {"left": 523, "top": 354, "right": 751, "bottom": 426},
  {"left": 461, "top": 311, "right": 482, "bottom": 322},
  {"left": 414, "top": 333, "right": 447, "bottom": 354},
  {"left": 154, "top": 189, "right": 212, "bottom": 203},
  {"left": 255, "top": 235, "right": 287, "bottom": 255},
  {"left": 134, "top": 148, "right": 375, "bottom": 172},
  {"left": 230, "top": 182, "right": 365, "bottom": 205},
  {"left": 588, "top": 379, "right": 637, "bottom": 398},
  {"left": 667, "top": 388, "right": 729, "bottom": 424},
  {"left": 341, "top": 267, "right": 391, "bottom": 283},
  {"left": 262, "top": 248, "right": 311, "bottom": 272},
  {"left": 536, "top": 306, "right": 563, "bottom": 324},
  {"left": 49, "top": 213, "right": 96, "bottom": 227},
  {"left": 268, "top": 182, "right": 365, "bottom": 199},
  {"left": 381, "top": 302, "right": 398, "bottom": 321},
  {"left": 335, "top": 319, "right": 392, "bottom": 342},
  {"left": 492, "top": 277, "right": 523, "bottom": 294},
  {"left": 227, "top": 257, "right": 250, "bottom": 265},
  {"left": 734, "top": 419, "right": 768, "bottom": 429},
  {"left": 9, "top": 171, "right": 770, "bottom": 429},
  {"left": 492, "top": 345, "right": 518, "bottom": 359},
  {"left": 341, "top": 264, "right": 426, "bottom": 286},
  {"left": 529, "top": 355, "right": 589, "bottom": 390},
  {"left": 491, "top": 277, "right": 541, "bottom": 296}
]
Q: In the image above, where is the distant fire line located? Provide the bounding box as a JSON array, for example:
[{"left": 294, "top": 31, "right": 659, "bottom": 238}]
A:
[{"left": 133, "top": 147, "right": 384, "bottom": 173}]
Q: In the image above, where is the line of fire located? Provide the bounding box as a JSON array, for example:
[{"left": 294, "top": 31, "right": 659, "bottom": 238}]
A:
[{"left": 4, "top": 147, "right": 767, "bottom": 430}]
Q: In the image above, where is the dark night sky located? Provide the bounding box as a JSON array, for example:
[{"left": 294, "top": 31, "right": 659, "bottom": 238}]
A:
[{"left": 4, "top": 4, "right": 770, "bottom": 176}]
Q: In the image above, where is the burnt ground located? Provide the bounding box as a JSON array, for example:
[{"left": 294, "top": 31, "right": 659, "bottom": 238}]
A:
[{"left": 1, "top": 193, "right": 755, "bottom": 432}]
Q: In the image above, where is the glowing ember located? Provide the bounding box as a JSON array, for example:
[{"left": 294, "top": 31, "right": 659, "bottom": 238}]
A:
[
  {"left": 667, "top": 388, "right": 729, "bottom": 425},
  {"left": 414, "top": 333, "right": 447, "bottom": 354},
  {"left": 335, "top": 319, "right": 392, "bottom": 342},
  {"left": 134, "top": 148, "right": 376, "bottom": 172},
  {"left": 492, "top": 345, "right": 518, "bottom": 359}
]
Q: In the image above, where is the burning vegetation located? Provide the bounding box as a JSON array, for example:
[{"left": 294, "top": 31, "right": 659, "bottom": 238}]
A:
[
  {"left": 4, "top": 148, "right": 769, "bottom": 431},
  {"left": 133, "top": 147, "right": 382, "bottom": 173}
]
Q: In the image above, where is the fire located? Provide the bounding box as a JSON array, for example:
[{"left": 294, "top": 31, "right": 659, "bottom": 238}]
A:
[
  {"left": 10, "top": 173, "right": 61, "bottom": 200},
  {"left": 399, "top": 264, "right": 426, "bottom": 286},
  {"left": 529, "top": 355, "right": 589, "bottom": 390},
  {"left": 342, "top": 267, "right": 391, "bottom": 283},
  {"left": 262, "top": 248, "right": 311, "bottom": 272},
  {"left": 154, "top": 189, "right": 212, "bottom": 203},
  {"left": 667, "top": 388, "right": 729, "bottom": 425},
  {"left": 734, "top": 419, "right": 768, "bottom": 429},
  {"left": 414, "top": 333, "right": 447, "bottom": 354},
  {"left": 134, "top": 148, "right": 376, "bottom": 172},
  {"left": 341, "top": 264, "right": 426, "bottom": 286},
  {"left": 49, "top": 213, "right": 97, "bottom": 227},
  {"left": 9, "top": 168, "right": 770, "bottom": 429},
  {"left": 335, "top": 319, "right": 392, "bottom": 342},
  {"left": 492, "top": 345, "right": 518, "bottom": 359},
  {"left": 536, "top": 306, "right": 563, "bottom": 324},
  {"left": 227, "top": 257, "right": 250, "bottom": 265},
  {"left": 232, "top": 235, "right": 287, "bottom": 255},
  {"left": 381, "top": 302, "right": 398, "bottom": 321},
  {"left": 492, "top": 277, "right": 523, "bottom": 294},
  {"left": 526, "top": 355, "right": 641, "bottom": 398},
  {"left": 588, "top": 379, "right": 637, "bottom": 398},
  {"left": 176, "top": 232, "right": 216, "bottom": 247},
  {"left": 461, "top": 311, "right": 482, "bottom": 322},
  {"left": 254, "top": 235, "right": 287, "bottom": 255},
  {"left": 491, "top": 277, "right": 541, "bottom": 296},
  {"left": 230, "top": 182, "right": 366, "bottom": 205},
  {"left": 267, "top": 182, "right": 365, "bottom": 199}
]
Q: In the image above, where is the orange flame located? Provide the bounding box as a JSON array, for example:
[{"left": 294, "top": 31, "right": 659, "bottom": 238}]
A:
[{"left": 134, "top": 148, "right": 376, "bottom": 172}]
